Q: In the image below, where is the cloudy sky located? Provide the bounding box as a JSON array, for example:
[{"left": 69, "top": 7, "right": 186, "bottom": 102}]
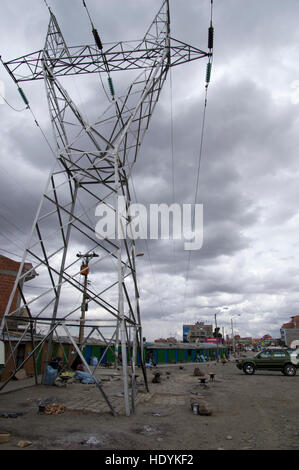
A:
[{"left": 1, "top": 0, "right": 299, "bottom": 342}]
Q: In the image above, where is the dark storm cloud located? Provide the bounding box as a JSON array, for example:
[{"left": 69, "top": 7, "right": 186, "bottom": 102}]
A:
[{"left": 2, "top": 0, "right": 299, "bottom": 340}]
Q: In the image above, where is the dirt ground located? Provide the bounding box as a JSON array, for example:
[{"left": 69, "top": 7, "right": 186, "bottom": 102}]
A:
[{"left": 0, "top": 356, "right": 299, "bottom": 451}]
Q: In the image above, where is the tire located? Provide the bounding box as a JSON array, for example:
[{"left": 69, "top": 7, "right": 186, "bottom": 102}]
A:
[
  {"left": 283, "top": 363, "right": 296, "bottom": 376},
  {"left": 243, "top": 363, "right": 255, "bottom": 375}
]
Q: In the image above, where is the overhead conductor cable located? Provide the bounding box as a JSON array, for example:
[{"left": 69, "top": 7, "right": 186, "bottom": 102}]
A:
[
  {"left": 82, "top": 0, "right": 115, "bottom": 100},
  {"left": 183, "top": 0, "right": 214, "bottom": 313}
]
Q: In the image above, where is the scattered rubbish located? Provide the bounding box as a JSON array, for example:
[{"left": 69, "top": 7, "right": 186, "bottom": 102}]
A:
[
  {"left": 42, "top": 404, "right": 65, "bottom": 415},
  {"left": 82, "top": 436, "right": 103, "bottom": 447},
  {"left": 190, "top": 398, "right": 212, "bottom": 416},
  {"left": 14, "top": 369, "right": 28, "bottom": 380},
  {"left": 226, "top": 435, "right": 233, "bottom": 440},
  {"left": 156, "top": 437, "right": 164, "bottom": 442},
  {"left": 0, "top": 432, "right": 10, "bottom": 444},
  {"left": 179, "top": 366, "right": 184, "bottom": 370},
  {"left": 193, "top": 368, "right": 205, "bottom": 377},
  {"left": 152, "top": 372, "right": 161, "bottom": 383},
  {"left": 139, "top": 425, "right": 159, "bottom": 436},
  {"left": 18, "top": 440, "right": 32, "bottom": 448},
  {"left": 192, "top": 403, "right": 198, "bottom": 415},
  {"left": 0, "top": 412, "right": 24, "bottom": 419},
  {"left": 38, "top": 404, "right": 46, "bottom": 414}
]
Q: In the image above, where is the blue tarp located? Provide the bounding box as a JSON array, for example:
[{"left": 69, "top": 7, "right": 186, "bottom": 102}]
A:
[
  {"left": 44, "top": 366, "right": 58, "bottom": 385},
  {"left": 75, "top": 370, "right": 96, "bottom": 384}
]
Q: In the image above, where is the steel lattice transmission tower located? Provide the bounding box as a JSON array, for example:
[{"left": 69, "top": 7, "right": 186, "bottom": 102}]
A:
[{"left": 0, "top": 0, "right": 211, "bottom": 415}]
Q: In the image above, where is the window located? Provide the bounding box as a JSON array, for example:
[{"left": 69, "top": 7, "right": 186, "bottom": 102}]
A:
[
  {"left": 259, "top": 351, "right": 272, "bottom": 358},
  {"left": 273, "top": 351, "right": 287, "bottom": 358}
]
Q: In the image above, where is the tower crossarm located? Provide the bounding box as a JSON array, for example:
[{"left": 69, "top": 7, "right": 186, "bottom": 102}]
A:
[{"left": 3, "top": 38, "right": 210, "bottom": 82}]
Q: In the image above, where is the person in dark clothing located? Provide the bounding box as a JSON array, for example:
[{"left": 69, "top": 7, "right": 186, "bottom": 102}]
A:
[
  {"left": 49, "top": 357, "right": 63, "bottom": 370},
  {"left": 70, "top": 354, "right": 83, "bottom": 371},
  {"left": 44, "top": 357, "right": 63, "bottom": 385}
]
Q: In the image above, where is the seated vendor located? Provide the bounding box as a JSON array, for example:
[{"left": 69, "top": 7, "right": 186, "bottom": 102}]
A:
[{"left": 44, "top": 357, "right": 63, "bottom": 386}]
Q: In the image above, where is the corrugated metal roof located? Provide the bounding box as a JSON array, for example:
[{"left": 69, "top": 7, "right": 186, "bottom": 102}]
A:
[
  {"left": 145, "top": 342, "right": 226, "bottom": 350},
  {"left": 1, "top": 333, "right": 107, "bottom": 347}
]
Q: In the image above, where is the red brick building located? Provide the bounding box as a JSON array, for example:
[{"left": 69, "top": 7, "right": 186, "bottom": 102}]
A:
[
  {"left": 281, "top": 316, "right": 299, "bottom": 329},
  {"left": 0, "top": 254, "right": 37, "bottom": 324}
]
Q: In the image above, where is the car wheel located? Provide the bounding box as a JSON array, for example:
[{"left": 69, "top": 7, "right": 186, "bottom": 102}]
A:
[
  {"left": 283, "top": 364, "right": 296, "bottom": 376},
  {"left": 243, "top": 363, "right": 255, "bottom": 375}
]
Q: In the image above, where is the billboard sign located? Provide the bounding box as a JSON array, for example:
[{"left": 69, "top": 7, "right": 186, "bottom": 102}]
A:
[
  {"left": 183, "top": 325, "right": 190, "bottom": 342},
  {"left": 206, "top": 337, "right": 222, "bottom": 343}
]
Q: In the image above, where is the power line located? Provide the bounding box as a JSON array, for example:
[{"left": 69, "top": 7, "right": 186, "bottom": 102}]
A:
[
  {"left": 0, "top": 92, "right": 27, "bottom": 112},
  {"left": 81, "top": 0, "right": 116, "bottom": 100},
  {"left": 130, "top": 176, "right": 166, "bottom": 313},
  {"left": 0, "top": 248, "right": 25, "bottom": 260},
  {"left": 182, "top": 0, "right": 214, "bottom": 315},
  {"left": 42, "top": 0, "right": 51, "bottom": 11},
  {"left": 169, "top": 67, "right": 177, "bottom": 275}
]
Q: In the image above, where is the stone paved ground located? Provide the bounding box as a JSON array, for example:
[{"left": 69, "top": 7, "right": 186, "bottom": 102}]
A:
[{"left": 0, "top": 360, "right": 299, "bottom": 450}]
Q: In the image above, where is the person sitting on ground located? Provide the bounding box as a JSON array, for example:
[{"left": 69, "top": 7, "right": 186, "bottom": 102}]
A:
[
  {"left": 70, "top": 354, "right": 83, "bottom": 371},
  {"left": 44, "top": 357, "right": 63, "bottom": 386}
]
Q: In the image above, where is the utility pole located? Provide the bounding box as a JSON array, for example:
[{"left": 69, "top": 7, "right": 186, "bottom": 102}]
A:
[
  {"left": 231, "top": 318, "right": 235, "bottom": 354},
  {"left": 214, "top": 313, "right": 219, "bottom": 362},
  {"left": 77, "top": 252, "right": 99, "bottom": 350},
  {"left": 230, "top": 315, "right": 241, "bottom": 355}
]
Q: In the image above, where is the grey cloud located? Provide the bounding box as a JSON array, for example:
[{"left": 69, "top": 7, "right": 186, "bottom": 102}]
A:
[{"left": 2, "top": 0, "right": 299, "bottom": 340}]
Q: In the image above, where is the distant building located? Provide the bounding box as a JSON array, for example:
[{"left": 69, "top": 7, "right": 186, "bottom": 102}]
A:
[
  {"left": 0, "top": 254, "right": 37, "bottom": 331},
  {"left": 154, "top": 337, "right": 177, "bottom": 344},
  {"left": 183, "top": 322, "right": 213, "bottom": 343},
  {"left": 281, "top": 316, "right": 299, "bottom": 329},
  {"left": 280, "top": 316, "right": 299, "bottom": 347}
]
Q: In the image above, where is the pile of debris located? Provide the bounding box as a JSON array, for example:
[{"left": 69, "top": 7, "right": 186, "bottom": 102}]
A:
[{"left": 40, "top": 404, "right": 66, "bottom": 415}]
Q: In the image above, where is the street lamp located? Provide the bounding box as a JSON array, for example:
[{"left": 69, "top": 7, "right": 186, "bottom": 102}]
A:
[
  {"left": 231, "top": 314, "right": 241, "bottom": 354},
  {"left": 214, "top": 313, "right": 220, "bottom": 362}
]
